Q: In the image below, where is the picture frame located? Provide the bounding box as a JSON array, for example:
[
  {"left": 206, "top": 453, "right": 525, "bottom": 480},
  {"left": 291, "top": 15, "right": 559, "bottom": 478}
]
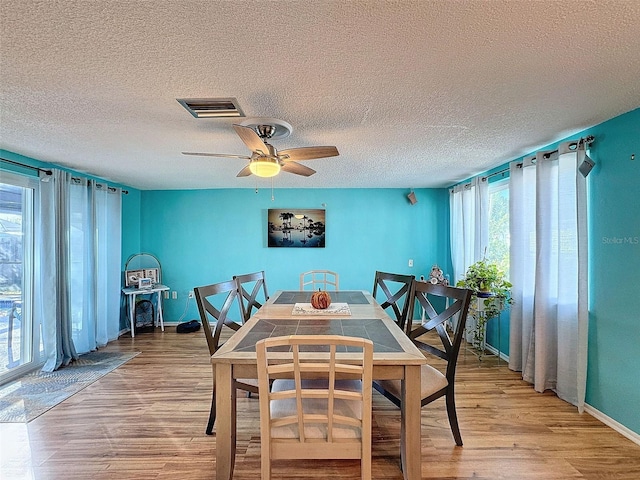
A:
[
  {"left": 268, "top": 209, "right": 325, "bottom": 248},
  {"left": 144, "top": 268, "right": 159, "bottom": 284},
  {"left": 125, "top": 269, "right": 144, "bottom": 287}
]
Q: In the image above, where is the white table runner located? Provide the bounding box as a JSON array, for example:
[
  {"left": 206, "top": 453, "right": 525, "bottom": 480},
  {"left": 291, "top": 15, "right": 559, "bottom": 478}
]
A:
[{"left": 291, "top": 302, "right": 352, "bottom": 315}]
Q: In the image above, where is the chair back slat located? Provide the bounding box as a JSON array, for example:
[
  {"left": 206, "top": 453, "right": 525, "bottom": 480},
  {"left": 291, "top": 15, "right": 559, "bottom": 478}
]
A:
[
  {"left": 300, "top": 270, "right": 339, "bottom": 291},
  {"left": 407, "top": 281, "right": 472, "bottom": 384},
  {"left": 234, "top": 271, "right": 269, "bottom": 323},
  {"left": 194, "top": 279, "right": 243, "bottom": 355},
  {"left": 372, "top": 271, "right": 415, "bottom": 331}
]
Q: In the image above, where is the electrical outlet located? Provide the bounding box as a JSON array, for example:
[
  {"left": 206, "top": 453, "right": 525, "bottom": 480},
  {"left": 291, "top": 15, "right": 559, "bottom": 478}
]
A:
[
  {"left": 172, "top": 291, "right": 177, "bottom": 300},
  {"left": 163, "top": 291, "right": 169, "bottom": 299},
  {"left": 408, "top": 259, "right": 414, "bottom": 267},
  {"left": 188, "top": 290, "right": 194, "bottom": 298}
]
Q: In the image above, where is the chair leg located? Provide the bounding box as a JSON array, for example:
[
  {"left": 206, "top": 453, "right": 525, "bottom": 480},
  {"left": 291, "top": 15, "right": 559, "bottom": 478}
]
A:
[
  {"left": 261, "top": 439, "right": 271, "bottom": 480},
  {"left": 361, "top": 431, "right": 372, "bottom": 480},
  {"left": 445, "top": 390, "right": 463, "bottom": 446},
  {"left": 206, "top": 391, "right": 216, "bottom": 435}
]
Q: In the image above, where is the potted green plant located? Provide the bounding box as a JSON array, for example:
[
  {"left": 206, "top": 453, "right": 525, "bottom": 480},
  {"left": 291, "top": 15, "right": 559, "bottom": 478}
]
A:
[{"left": 456, "top": 259, "right": 512, "bottom": 354}]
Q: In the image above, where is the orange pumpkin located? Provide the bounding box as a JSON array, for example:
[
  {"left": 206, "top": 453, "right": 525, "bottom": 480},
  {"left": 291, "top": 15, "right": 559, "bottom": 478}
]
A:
[{"left": 311, "top": 290, "right": 331, "bottom": 309}]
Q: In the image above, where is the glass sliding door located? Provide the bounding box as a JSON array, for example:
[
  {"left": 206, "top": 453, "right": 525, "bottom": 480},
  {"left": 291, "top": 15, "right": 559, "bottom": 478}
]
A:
[{"left": 0, "top": 172, "right": 42, "bottom": 384}]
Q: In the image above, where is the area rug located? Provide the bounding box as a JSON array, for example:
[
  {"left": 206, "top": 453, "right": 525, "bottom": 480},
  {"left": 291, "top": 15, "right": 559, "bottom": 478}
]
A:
[{"left": 0, "top": 350, "right": 139, "bottom": 422}]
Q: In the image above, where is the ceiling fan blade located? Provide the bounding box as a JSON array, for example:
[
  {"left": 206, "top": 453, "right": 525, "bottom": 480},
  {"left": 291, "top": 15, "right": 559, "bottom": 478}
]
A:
[
  {"left": 182, "top": 152, "right": 251, "bottom": 160},
  {"left": 236, "top": 165, "right": 252, "bottom": 177},
  {"left": 233, "top": 124, "right": 270, "bottom": 154},
  {"left": 280, "top": 161, "right": 316, "bottom": 177},
  {"left": 278, "top": 146, "right": 339, "bottom": 162}
]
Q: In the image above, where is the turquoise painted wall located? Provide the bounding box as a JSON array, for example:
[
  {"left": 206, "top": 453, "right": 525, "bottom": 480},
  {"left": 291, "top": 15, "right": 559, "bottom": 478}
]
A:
[
  {"left": 121, "top": 188, "right": 142, "bottom": 268},
  {"left": 583, "top": 108, "right": 640, "bottom": 434},
  {"left": 138, "top": 187, "right": 450, "bottom": 324}
]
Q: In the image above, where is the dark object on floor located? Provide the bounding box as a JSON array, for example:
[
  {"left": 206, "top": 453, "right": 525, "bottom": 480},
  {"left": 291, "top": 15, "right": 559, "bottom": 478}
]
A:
[
  {"left": 135, "top": 299, "right": 155, "bottom": 333},
  {"left": 176, "top": 319, "right": 201, "bottom": 333}
]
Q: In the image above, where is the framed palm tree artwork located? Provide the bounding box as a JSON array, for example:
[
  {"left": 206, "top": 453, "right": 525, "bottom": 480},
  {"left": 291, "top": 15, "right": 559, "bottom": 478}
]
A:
[{"left": 268, "top": 209, "right": 325, "bottom": 247}]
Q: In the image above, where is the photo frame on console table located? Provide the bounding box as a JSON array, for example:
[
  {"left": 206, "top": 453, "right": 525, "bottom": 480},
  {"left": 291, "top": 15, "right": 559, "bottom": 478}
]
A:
[{"left": 268, "top": 208, "right": 325, "bottom": 248}]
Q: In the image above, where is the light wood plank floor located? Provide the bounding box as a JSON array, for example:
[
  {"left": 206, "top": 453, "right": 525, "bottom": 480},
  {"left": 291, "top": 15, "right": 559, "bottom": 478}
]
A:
[{"left": 1, "top": 327, "right": 639, "bottom": 479}]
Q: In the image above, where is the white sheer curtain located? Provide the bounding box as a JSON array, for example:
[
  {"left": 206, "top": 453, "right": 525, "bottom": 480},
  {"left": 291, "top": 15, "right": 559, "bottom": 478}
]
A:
[
  {"left": 37, "top": 170, "right": 77, "bottom": 372},
  {"left": 69, "top": 178, "right": 122, "bottom": 353},
  {"left": 450, "top": 177, "right": 489, "bottom": 284},
  {"left": 36, "top": 169, "right": 122, "bottom": 371},
  {"left": 96, "top": 182, "right": 123, "bottom": 344},
  {"left": 509, "top": 144, "right": 589, "bottom": 411}
]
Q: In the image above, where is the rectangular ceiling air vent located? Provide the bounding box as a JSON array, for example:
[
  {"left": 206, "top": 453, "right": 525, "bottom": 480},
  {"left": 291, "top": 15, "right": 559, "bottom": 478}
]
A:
[{"left": 177, "top": 97, "right": 245, "bottom": 118}]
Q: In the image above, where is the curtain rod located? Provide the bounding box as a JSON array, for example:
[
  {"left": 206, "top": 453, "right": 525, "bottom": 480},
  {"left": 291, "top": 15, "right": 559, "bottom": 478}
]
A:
[
  {"left": 1, "top": 157, "right": 128, "bottom": 194},
  {"left": 480, "top": 135, "right": 595, "bottom": 182},
  {"left": 1, "top": 157, "right": 53, "bottom": 175}
]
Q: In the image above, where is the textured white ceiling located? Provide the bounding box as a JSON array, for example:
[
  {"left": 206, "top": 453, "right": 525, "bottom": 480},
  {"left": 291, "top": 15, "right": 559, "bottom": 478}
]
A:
[{"left": 1, "top": 0, "right": 639, "bottom": 190}]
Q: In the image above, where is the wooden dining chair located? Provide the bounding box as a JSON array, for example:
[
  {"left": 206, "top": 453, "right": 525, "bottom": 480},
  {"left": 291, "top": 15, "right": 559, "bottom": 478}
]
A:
[
  {"left": 194, "top": 279, "right": 260, "bottom": 435},
  {"left": 371, "top": 271, "right": 415, "bottom": 332},
  {"left": 373, "top": 281, "right": 472, "bottom": 446},
  {"left": 256, "top": 335, "right": 373, "bottom": 480},
  {"left": 299, "top": 270, "right": 339, "bottom": 291},
  {"left": 234, "top": 270, "right": 269, "bottom": 323}
]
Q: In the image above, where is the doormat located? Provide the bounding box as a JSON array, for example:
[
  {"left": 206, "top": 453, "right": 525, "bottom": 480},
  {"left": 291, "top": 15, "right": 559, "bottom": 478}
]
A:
[{"left": 0, "top": 350, "right": 139, "bottom": 422}]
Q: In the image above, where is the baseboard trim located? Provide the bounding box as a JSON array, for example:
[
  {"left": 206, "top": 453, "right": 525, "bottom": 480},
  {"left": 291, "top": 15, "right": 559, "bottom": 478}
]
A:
[
  {"left": 484, "top": 343, "right": 509, "bottom": 362},
  {"left": 584, "top": 404, "right": 640, "bottom": 446}
]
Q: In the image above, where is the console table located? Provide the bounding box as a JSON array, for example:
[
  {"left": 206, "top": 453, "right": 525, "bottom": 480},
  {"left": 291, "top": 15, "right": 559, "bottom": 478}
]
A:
[{"left": 121, "top": 284, "right": 169, "bottom": 337}]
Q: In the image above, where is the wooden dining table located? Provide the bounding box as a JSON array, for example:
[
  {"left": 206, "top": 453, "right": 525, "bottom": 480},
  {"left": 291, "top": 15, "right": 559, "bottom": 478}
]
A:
[{"left": 210, "top": 290, "right": 427, "bottom": 480}]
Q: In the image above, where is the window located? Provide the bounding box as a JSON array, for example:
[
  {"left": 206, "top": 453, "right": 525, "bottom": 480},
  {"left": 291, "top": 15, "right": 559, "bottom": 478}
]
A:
[
  {"left": 0, "top": 171, "right": 43, "bottom": 384},
  {"left": 486, "top": 179, "right": 510, "bottom": 279}
]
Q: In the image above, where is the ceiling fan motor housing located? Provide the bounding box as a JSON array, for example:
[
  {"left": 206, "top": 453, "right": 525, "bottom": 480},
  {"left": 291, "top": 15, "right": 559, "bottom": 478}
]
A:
[
  {"left": 256, "top": 143, "right": 278, "bottom": 157},
  {"left": 240, "top": 117, "right": 293, "bottom": 140},
  {"left": 256, "top": 124, "right": 276, "bottom": 139}
]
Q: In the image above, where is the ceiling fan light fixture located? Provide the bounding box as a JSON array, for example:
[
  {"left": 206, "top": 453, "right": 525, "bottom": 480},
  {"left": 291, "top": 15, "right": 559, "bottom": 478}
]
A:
[{"left": 249, "top": 157, "right": 281, "bottom": 177}]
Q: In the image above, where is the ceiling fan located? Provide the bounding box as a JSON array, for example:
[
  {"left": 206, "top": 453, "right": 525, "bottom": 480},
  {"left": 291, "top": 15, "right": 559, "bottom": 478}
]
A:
[{"left": 182, "top": 118, "right": 339, "bottom": 178}]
